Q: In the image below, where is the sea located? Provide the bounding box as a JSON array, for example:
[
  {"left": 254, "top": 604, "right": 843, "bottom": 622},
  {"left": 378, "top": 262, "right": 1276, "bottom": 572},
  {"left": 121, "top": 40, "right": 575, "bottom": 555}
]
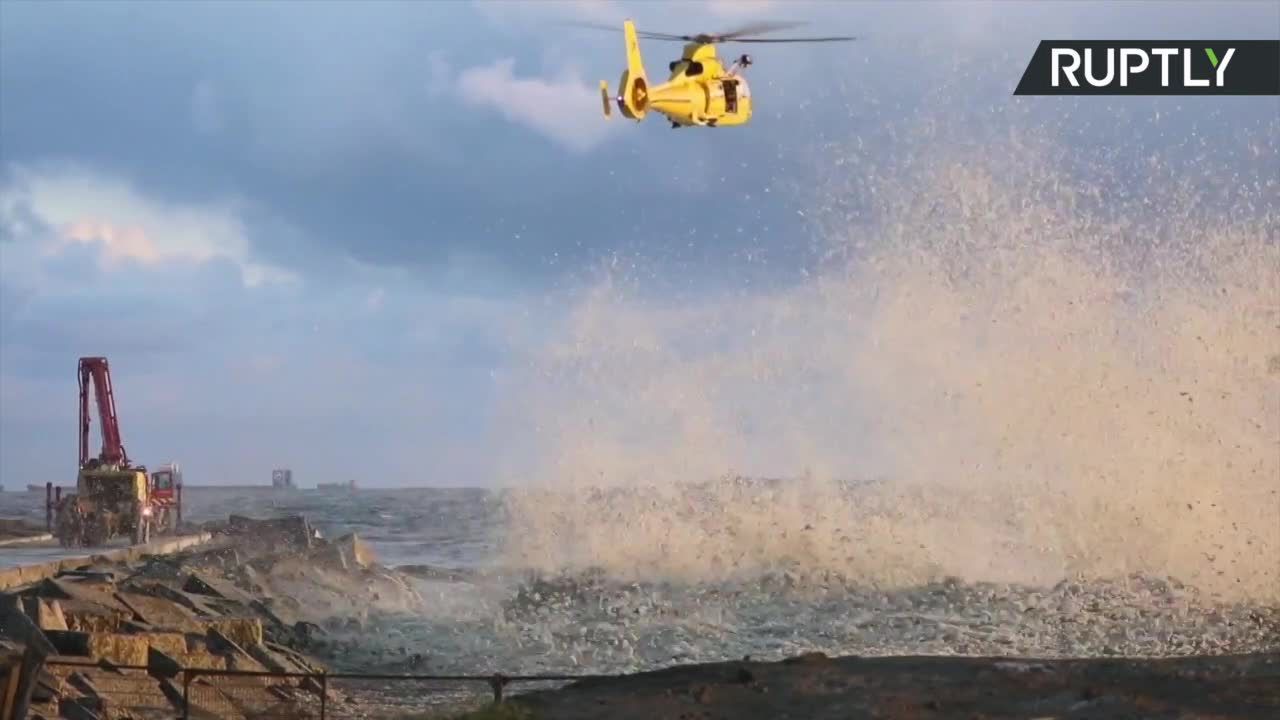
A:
[
  {"left": 3, "top": 484, "right": 1275, "bottom": 679},
  {"left": 2, "top": 124, "right": 1277, "bottom": 678},
  {"left": 0, "top": 485, "right": 497, "bottom": 571}
]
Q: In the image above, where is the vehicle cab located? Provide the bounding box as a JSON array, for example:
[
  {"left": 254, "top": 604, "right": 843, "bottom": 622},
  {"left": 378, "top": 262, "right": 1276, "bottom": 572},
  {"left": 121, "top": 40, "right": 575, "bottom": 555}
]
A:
[{"left": 150, "top": 463, "right": 181, "bottom": 499}]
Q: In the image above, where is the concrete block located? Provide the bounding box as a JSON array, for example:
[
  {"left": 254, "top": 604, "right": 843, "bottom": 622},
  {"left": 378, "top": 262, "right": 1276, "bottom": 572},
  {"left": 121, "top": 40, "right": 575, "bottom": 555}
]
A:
[
  {"left": 207, "top": 618, "right": 263, "bottom": 649},
  {"left": 22, "top": 597, "right": 69, "bottom": 632}
]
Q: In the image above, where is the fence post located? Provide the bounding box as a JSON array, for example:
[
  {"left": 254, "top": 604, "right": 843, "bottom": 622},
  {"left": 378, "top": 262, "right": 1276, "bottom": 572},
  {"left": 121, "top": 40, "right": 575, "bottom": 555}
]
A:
[
  {"left": 182, "top": 669, "right": 191, "bottom": 720},
  {"left": 320, "top": 672, "right": 328, "bottom": 719},
  {"left": 489, "top": 673, "right": 508, "bottom": 704}
]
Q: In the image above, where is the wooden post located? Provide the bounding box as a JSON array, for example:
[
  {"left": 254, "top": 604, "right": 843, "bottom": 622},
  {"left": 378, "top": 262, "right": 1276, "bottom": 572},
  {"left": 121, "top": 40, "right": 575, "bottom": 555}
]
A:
[
  {"left": 10, "top": 647, "right": 46, "bottom": 720},
  {"left": 489, "top": 673, "right": 508, "bottom": 704},
  {"left": 2, "top": 601, "right": 54, "bottom": 720},
  {"left": 1, "top": 656, "right": 22, "bottom": 720}
]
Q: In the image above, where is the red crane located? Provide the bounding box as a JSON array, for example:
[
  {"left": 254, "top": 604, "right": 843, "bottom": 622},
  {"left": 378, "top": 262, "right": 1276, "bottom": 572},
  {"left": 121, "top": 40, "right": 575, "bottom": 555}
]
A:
[{"left": 78, "top": 356, "right": 129, "bottom": 468}]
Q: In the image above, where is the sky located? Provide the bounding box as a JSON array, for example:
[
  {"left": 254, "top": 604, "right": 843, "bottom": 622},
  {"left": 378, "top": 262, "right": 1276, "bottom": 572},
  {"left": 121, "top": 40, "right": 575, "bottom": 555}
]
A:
[{"left": 1, "top": 0, "right": 1277, "bottom": 488}]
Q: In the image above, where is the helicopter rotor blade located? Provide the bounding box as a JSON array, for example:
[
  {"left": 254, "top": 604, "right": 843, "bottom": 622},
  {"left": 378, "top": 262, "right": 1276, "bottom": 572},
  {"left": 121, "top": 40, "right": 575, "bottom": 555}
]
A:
[
  {"left": 727, "top": 36, "right": 857, "bottom": 43},
  {"left": 712, "top": 21, "right": 809, "bottom": 41},
  {"left": 561, "top": 19, "right": 855, "bottom": 44},
  {"left": 639, "top": 31, "right": 698, "bottom": 41},
  {"left": 558, "top": 20, "right": 690, "bottom": 41}
]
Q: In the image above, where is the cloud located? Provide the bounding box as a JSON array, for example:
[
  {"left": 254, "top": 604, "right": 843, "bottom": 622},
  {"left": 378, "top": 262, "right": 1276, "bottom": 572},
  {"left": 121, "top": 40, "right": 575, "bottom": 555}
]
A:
[
  {"left": 455, "top": 59, "right": 617, "bottom": 152},
  {"left": 0, "top": 163, "right": 539, "bottom": 487},
  {"left": 0, "top": 163, "right": 295, "bottom": 287}
]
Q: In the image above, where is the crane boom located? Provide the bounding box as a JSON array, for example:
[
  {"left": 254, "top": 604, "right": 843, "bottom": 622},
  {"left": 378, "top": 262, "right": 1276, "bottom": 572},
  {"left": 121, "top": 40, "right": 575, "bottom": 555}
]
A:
[{"left": 78, "top": 356, "right": 128, "bottom": 468}]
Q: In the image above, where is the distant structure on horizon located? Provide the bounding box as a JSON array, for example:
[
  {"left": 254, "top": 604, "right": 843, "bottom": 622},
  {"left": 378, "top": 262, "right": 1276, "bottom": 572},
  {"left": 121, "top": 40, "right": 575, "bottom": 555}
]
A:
[
  {"left": 271, "top": 468, "right": 295, "bottom": 489},
  {"left": 316, "top": 479, "right": 356, "bottom": 491}
]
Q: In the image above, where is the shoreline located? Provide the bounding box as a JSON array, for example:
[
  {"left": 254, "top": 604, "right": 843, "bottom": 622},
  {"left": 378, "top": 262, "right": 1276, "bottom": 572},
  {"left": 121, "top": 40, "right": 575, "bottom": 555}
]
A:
[
  {"left": 1, "top": 512, "right": 1276, "bottom": 719},
  {"left": 506, "top": 650, "right": 1280, "bottom": 719}
]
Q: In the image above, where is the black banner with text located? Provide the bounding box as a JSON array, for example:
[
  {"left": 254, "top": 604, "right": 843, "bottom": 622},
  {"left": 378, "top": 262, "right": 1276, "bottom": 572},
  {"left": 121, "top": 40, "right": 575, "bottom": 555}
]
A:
[{"left": 1014, "top": 40, "right": 1280, "bottom": 95}]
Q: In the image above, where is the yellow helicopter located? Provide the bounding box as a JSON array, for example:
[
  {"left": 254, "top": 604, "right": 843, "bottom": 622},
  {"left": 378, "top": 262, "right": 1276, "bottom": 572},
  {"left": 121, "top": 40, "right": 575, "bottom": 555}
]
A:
[{"left": 576, "top": 20, "right": 855, "bottom": 128}]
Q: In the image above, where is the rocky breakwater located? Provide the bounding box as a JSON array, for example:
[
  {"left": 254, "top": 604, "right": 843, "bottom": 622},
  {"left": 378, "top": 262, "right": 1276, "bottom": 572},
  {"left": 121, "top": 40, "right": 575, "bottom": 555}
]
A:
[{"left": 0, "top": 514, "right": 426, "bottom": 719}]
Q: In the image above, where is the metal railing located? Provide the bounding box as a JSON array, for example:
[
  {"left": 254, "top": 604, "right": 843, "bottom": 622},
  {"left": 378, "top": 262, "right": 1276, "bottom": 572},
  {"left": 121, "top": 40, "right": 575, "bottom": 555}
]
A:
[{"left": 44, "top": 658, "right": 602, "bottom": 719}]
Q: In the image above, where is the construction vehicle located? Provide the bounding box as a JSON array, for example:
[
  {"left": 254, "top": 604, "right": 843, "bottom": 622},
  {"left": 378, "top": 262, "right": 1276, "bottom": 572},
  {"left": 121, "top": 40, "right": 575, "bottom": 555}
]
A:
[
  {"left": 148, "top": 462, "right": 183, "bottom": 534},
  {"left": 52, "top": 357, "right": 180, "bottom": 547}
]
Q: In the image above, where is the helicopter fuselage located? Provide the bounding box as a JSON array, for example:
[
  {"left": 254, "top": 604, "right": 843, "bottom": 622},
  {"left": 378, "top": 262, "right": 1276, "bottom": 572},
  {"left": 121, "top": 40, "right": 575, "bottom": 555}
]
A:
[
  {"left": 595, "top": 18, "right": 851, "bottom": 130},
  {"left": 602, "top": 21, "right": 752, "bottom": 128},
  {"left": 641, "top": 43, "right": 753, "bottom": 127}
]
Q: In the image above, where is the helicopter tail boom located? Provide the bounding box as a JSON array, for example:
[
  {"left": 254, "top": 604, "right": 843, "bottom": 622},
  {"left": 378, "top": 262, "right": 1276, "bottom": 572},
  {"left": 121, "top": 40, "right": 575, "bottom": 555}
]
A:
[{"left": 617, "top": 19, "right": 649, "bottom": 120}]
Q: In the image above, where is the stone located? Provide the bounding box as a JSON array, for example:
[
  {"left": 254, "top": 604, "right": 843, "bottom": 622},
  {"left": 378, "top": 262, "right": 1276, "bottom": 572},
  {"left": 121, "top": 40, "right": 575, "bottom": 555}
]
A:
[
  {"left": 308, "top": 533, "right": 377, "bottom": 572},
  {"left": 26, "top": 598, "right": 69, "bottom": 632},
  {"left": 783, "top": 651, "right": 830, "bottom": 665},
  {"left": 133, "top": 582, "right": 219, "bottom": 618},
  {"left": 5, "top": 513, "right": 392, "bottom": 720},
  {"left": 225, "top": 515, "right": 313, "bottom": 550},
  {"left": 248, "top": 599, "right": 289, "bottom": 630},
  {"left": 176, "top": 651, "right": 227, "bottom": 671},
  {"left": 84, "top": 633, "right": 149, "bottom": 666},
  {"left": 44, "top": 629, "right": 91, "bottom": 656},
  {"left": 65, "top": 672, "right": 100, "bottom": 698},
  {"left": 56, "top": 697, "right": 103, "bottom": 720},
  {"left": 113, "top": 591, "right": 202, "bottom": 632},
  {"left": 292, "top": 620, "right": 325, "bottom": 645},
  {"left": 183, "top": 572, "right": 256, "bottom": 605},
  {"left": 61, "top": 609, "right": 131, "bottom": 635},
  {"left": 147, "top": 645, "right": 182, "bottom": 680},
  {"left": 36, "top": 578, "right": 130, "bottom": 615},
  {"left": 333, "top": 534, "right": 376, "bottom": 568},
  {"left": 204, "top": 628, "right": 268, "bottom": 674},
  {"left": 265, "top": 642, "right": 324, "bottom": 674},
  {"left": 42, "top": 629, "right": 190, "bottom": 666},
  {"left": 207, "top": 617, "right": 264, "bottom": 649}
]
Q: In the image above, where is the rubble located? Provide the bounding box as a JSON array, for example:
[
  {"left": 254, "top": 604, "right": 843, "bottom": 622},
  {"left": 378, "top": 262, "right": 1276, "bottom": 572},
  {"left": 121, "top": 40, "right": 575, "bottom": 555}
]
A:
[{"left": 0, "top": 513, "right": 425, "bottom": 719}]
